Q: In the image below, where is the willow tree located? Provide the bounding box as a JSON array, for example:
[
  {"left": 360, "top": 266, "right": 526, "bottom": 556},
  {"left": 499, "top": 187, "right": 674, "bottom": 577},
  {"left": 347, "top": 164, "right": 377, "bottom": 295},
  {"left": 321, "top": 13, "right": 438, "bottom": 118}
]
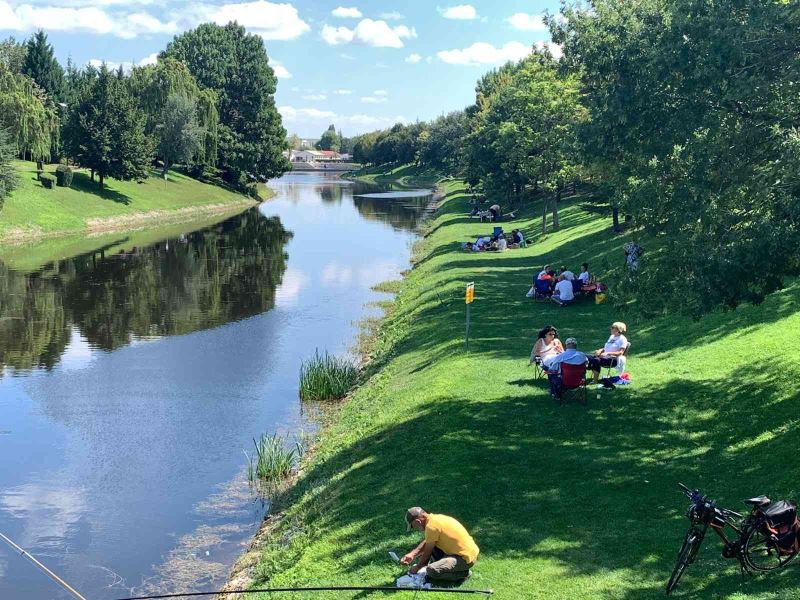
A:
[
  {"left": 0, "top": 68, "right": 58, "bottom": 160},
  {"left": 0, "top": 127, "right": 18, "bottom": 207}
]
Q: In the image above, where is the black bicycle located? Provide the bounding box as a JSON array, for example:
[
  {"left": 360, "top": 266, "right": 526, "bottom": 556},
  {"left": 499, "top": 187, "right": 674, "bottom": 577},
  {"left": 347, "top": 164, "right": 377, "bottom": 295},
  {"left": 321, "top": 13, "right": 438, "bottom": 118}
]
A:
[{"left": 666, "top": 483, "right": 800, "bottom": 594}]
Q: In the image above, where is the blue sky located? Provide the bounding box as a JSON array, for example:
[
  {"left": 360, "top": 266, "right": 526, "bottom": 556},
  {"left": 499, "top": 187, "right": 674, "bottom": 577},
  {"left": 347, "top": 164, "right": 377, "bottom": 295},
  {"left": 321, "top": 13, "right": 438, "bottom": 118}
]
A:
[{"left": 0, "top": 1, "right": 561, "bottom": 138}]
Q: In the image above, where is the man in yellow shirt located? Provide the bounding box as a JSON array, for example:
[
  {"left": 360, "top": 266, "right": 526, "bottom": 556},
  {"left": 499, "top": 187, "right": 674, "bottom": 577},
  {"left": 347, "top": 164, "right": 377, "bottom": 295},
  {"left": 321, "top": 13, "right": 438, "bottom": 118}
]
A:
[{"left": 401, "top": 507, "right": 479, "bottom": 582}]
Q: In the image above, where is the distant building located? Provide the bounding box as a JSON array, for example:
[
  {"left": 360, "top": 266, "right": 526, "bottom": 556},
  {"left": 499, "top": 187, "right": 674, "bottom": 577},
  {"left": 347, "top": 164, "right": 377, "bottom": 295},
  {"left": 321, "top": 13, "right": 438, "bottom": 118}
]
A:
[{"left": 289, "top": 150, "right": 349, "bottom": 163}]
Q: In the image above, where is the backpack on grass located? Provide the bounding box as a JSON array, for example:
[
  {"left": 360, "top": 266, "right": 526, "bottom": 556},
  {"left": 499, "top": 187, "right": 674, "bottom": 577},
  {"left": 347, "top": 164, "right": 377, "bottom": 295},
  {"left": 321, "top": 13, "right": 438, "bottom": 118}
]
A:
[{"left": 761, "top": 500, "right": 800, "bottom": 555}]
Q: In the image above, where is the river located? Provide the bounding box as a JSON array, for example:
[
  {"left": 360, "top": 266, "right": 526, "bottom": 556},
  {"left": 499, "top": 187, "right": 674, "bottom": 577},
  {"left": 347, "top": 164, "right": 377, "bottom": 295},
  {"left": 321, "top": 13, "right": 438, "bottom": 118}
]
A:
[{"left": 0, "top": 172, "right": 432, "bottom": 599}]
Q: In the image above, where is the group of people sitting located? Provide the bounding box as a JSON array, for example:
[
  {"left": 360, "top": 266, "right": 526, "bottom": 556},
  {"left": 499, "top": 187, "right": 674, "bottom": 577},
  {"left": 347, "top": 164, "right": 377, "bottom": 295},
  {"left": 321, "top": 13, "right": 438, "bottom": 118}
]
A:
[
  {"left": 468, "top": 203, "right": 502, "bottom": 222},
  {"left": 464, "top": 229, "right": 525, "bottom": 252},
  {"left": 529, "top": 322, "right": 630, "bottom": 398},
  {"left": 528, "top": 263, "right": 594, "bottom": 305}
]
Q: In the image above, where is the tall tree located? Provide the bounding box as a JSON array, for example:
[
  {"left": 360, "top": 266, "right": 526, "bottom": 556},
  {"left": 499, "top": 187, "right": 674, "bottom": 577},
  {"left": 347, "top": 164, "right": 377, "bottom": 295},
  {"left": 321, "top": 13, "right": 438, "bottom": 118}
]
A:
[
  {"left": 157, "top": 94, "right": 203, "bottom": 179},
  {"left": 22, "top": 31, "right": 64, "bottom": 103},
  {"left": 66, "top": 66, "right": 151, "bottom": 189},
  {"left": 0, "top": 126, "right": 18, "bottom": 207},
  {"left": 0, "top": 37, "right": 26, "bottom": 73},
  {"left": 0, "top": 67, "right": 59, "bottom": 160},
  {"left": 162, "top": 23, "right": 289, "bottom": 188},
  {"left": 315, "top": 124, "right": 340, "bottom": 151}
]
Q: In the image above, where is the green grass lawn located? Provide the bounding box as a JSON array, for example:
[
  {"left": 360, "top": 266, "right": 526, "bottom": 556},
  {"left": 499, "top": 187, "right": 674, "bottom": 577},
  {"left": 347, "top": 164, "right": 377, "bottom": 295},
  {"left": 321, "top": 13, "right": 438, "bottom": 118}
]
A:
[
  {"left": 348, "top": 164, "right": 444, "bottom": 189},
  {"left": 0, "top": 161, "right": 253, "bottom": 238},
  {"left": 249, "top": 179, "right": 800, "bottom": 599}
]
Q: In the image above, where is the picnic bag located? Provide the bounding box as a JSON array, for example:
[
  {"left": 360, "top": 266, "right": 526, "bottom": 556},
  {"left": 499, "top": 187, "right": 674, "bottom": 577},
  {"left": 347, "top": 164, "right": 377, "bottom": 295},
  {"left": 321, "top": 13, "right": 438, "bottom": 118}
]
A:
[{"left": 761, "top": 500, "right": 800, "bottom": 555}]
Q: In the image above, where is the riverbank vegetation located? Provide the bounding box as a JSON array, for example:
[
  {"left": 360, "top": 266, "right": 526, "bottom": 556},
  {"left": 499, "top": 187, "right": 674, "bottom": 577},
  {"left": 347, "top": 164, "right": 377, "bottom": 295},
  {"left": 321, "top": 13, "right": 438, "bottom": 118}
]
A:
[
  {"left": 245, "top": 177, "right": 800, "bottom": 598},
  {"left": 298, "top": 351, "right": 359, "bottom": 402},
  {"left": 347, "top": 0, "right": 800, "bottom": 321},
  {"left": 247, "top": 434, "right": 304, "bottom": 485},
  {"left": 0, "top": 23, "right": 288, "bottom": 214}
]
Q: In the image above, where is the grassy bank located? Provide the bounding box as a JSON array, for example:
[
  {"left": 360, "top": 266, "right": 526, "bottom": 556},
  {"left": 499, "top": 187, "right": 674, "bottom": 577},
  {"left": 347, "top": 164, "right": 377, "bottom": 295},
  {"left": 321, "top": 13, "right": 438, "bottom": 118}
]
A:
[
  {"left": 245, "top": 178, "right": 800, "bottom": 599},
  {"left": 347, "top": 164, "right": 443, "bottom": 189},
  {"left": 0, "top": 161, "right": 258, "bottom": 244}
]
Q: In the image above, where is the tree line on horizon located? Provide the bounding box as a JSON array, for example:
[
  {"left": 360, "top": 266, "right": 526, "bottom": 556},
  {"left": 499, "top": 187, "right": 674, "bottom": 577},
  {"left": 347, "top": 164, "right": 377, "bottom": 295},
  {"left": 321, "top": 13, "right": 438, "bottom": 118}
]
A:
[
  {"left": 347, "top": 0, "right": 800, "bottom": 318},
  {"left": 0, "top": 23, "right": 289, "bottom": 198}
]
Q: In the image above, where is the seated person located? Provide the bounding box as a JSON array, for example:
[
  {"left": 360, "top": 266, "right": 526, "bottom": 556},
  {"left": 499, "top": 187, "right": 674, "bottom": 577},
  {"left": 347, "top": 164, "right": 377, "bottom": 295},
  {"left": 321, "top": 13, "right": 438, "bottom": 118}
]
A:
[
  {"left": 469, "top": 207, "right": 480, "bottom": 217},
  {"left": 537, "top": 264, "right": 552, "bottom": 280},
  {"left": 403, "top": 507, "right": 479, "bottom": 583},
  {"left": 552, "top": 275, "right": 575, "bottom": 306},
  {"left": 560, "top": 266, "right": 576, "bottom": 281},
  {"left": 464, "top": 242, "right": 477, "bottom": 252},
  {"left": 474, "top": 236, "right": 490, "bottom": 251},
  {"left": 546, "top": 338, "right": 589, "bottom": 398},
  {"left": 529, "top": 326, "right": 563, "bottom": 370},
  {"left": 587, "top": 322, "right": 629, "bottom": 383},
  {"left": 495, "top": 235, "right": 508, "bottom": 252},
  {"left": 578, "top": 262, "right": 591, "bottom": 284}
]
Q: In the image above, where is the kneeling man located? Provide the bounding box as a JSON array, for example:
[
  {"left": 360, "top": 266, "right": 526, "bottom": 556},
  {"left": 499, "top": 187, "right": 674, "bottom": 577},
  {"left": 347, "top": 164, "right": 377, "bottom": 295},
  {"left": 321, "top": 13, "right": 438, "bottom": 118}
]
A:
[{"left": 401, "top": 507, "right": 479, "bottom": 582}]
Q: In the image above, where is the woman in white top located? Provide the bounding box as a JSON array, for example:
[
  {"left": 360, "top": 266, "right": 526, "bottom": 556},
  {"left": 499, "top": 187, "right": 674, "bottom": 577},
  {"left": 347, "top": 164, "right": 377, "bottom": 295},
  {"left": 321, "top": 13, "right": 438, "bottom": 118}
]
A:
[
  {"left": 530, "top": 326, "right": 564, "bottom": 369},
  {"left": 588, "top": 322, "right": 629, "bottom": 382},
  {"left": 578, "top": 262, "right": 590, "bottom": 284}
]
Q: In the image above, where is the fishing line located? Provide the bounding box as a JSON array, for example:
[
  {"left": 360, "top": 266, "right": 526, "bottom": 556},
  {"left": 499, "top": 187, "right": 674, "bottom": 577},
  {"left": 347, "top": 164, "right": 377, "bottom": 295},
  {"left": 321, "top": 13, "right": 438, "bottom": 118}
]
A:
[
  {"left": 0, "top": 531, "right": 89, "bottom": 600},
  {"left": 115, "top": 585, "right": 495, "bottom": 599}
]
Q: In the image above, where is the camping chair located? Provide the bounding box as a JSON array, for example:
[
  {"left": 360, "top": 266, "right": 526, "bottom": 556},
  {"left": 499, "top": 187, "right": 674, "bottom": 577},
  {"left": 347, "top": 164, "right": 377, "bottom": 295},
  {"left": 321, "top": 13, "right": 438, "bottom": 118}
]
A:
[
  {"left": 531, "top": 356, "right": 556, "bottom": 381},
  {"left": 559, "top": 362, "right": 588, "bottom": 406},
  {"left": 603, "top": 342, "right": 631, "bottom": 379},
  {"left": 533, "top": 278, "right": 552, "bottom": 301}
]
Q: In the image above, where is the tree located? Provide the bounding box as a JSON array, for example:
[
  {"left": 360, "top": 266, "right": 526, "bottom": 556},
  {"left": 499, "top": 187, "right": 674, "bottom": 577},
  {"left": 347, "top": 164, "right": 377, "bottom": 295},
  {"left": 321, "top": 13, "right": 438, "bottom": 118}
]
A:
[
  {"left": 66, "top": 66, "right": 152, "bottom": 189},
  {"left": 554, "top": 0, "right": 800, "bottom": 316},
  {"left": 420, "top": 111, "right": 468, "bottom": 172},
  {"left": 315, "top": 124, "right": 340, "bottom": 151},
  {"left": 0, "top": 67, "right": 59, "bottom": 160},
  {"left": 157, "top": 94, "right": 203, "bottom": 179},
  {"left": 0, "top": 37, "right": 26, "bottom": 73},
  {"left": 22, "top": 31, "right": 64, "bottom": 103},
  {"left": 0, "top": 126, "right": 18, "bottom": 207},
  {"left": 162, "top": 23, "right": 289, "bottom": 188},
  {"left": 287, "top": 134, "right": 302, "bottom": 150}
]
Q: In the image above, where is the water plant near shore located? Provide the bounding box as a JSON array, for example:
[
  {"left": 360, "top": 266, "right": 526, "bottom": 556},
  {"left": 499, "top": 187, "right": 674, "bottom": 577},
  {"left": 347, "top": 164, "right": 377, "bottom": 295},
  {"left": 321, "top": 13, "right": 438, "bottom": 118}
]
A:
[
  {"left": 299, "top": 350, "right": 358, "bottom": 401},
  {"left": 246, "top": 433, "right": 304, "bottom": 483}
]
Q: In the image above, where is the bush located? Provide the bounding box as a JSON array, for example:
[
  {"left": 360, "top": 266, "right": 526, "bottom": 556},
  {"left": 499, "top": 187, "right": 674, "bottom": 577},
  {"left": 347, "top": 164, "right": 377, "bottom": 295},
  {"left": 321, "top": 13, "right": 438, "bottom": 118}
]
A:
[
  {"left": 246, "top": 433, "right": 304, "bottom": 484},
  {"left": 40, "top": 173, "right": 56, "bottom": 189},
  {"left": 55, "top": 165, "right": 74, "bottom": 188},
  {"left": 299, "top": 350, "right": 358, "bottom": 401}
]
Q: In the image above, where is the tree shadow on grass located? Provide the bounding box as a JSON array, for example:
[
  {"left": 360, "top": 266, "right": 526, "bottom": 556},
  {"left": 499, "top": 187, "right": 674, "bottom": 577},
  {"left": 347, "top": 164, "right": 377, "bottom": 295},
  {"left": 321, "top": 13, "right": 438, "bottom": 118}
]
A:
[
  {"left": 70, "top": 171, "right": 133, "bottom": 205},
  {"left": 271, "top": 356, "right": 800, "bottom": 598}
]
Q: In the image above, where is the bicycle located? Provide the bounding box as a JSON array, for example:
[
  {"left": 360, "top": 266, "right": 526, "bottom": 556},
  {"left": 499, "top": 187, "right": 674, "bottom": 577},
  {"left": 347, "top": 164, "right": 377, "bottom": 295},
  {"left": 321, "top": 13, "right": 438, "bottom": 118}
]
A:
[{"left": 666, "top": 483, "right": 800, "bottom": 595}]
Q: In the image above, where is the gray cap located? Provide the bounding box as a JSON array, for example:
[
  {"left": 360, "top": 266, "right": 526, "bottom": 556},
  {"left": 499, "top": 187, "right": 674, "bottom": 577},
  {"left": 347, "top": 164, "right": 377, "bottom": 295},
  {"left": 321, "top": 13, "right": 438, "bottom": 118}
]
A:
[
  {"left": 565, "top": 337, "right": 578, "bottom": 347},
  {"left": 405, "top": 507, "right": 425, "bottom": 530}
]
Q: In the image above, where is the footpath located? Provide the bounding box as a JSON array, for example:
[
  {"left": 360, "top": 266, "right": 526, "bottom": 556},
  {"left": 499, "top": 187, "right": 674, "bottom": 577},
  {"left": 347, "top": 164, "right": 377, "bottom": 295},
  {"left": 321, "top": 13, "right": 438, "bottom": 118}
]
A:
[{"left": 229, "top": 178, "right": 800, "bottom": 600}]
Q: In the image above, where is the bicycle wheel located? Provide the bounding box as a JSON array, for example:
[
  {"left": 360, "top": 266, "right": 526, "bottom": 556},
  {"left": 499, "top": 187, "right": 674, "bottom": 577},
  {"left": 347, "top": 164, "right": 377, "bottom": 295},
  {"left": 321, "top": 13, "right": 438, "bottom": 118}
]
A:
[
  {"left": 743, "top": 525, "right": 800, "bottom": 572},
  {"left": 666, "top": 528, "right": 704, "bottom": 595}
]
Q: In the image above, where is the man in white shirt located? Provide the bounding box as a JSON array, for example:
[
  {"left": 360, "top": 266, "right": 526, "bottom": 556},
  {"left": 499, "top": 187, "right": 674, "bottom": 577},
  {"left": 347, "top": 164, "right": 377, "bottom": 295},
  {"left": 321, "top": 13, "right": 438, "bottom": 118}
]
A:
[
  {"left": 495, "top": 236, "right": 508, "bottom": 252},
  {"left": 552, "top": 276, "right": 575, "bottom": 306},
  {"left": 547, "top": 338, "right": 589, "bottom": 398}
]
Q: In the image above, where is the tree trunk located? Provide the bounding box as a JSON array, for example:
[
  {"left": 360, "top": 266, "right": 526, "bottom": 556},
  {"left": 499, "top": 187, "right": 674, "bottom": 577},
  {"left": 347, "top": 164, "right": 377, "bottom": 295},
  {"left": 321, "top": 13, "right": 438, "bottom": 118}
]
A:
[
  {"left": 612, "top": 203, "right": 621, "bottom": 232},
  {"left": 552, "top": 188, "right": 561, "bottom": 230},
  {"left": 541, "top": 196, "right": 549, "bottom": 235},
  {"left": 162, "top": 161, "right": 169, "bottom": 180},
  {"left": 90, "top": 169, "right": 95, "bottom": 182},
  {"left": 99, "top": 172, "right": 104, "bottom": 190}
]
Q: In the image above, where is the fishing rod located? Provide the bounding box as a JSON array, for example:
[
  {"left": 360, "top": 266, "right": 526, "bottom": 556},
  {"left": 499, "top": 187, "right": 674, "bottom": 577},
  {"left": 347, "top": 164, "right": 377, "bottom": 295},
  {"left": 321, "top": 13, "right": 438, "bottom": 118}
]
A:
[
  {"left": 0, "top": 531, "right": 89, "bottom": 600},
  {"left": 115, "top": 586, "right": 495, "bottom": 599}
]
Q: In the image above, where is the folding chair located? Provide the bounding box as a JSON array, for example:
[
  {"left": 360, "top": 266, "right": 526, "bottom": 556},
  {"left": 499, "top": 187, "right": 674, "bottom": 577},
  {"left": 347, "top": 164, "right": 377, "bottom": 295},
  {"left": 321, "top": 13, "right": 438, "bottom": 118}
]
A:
[
  {"left": 559, "top": 362, "right": 588, "bottom": 406},
  {"left": 603, "top": 342, "right": 631, "bottom": 379},
  {"left": 532, "top": 278, "right": 552, "bottom": 301}
]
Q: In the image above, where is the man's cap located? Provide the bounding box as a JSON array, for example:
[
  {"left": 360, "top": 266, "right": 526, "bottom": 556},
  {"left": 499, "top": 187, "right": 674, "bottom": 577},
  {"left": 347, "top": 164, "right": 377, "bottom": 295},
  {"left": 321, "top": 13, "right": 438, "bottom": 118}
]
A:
[
  {"left": 565, "top": 337, "right": 578, "bottom": 347},
  {"left": 405, "top": 507, "right": 425, "bottom": 530}
]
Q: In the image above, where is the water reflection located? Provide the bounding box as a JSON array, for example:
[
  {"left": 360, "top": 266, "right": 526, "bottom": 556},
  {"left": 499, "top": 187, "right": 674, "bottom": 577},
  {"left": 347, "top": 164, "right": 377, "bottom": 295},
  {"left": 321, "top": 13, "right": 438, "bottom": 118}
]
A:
[{"left": 0, "top": 211, "right": 291, "bottom": 373}]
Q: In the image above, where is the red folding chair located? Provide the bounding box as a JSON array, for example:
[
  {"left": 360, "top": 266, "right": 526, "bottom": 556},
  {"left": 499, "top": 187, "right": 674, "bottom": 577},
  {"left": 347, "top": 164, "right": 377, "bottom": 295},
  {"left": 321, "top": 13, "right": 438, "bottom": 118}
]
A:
[{"left": 559, "top": 362, "right": 588, "bottom": 406}]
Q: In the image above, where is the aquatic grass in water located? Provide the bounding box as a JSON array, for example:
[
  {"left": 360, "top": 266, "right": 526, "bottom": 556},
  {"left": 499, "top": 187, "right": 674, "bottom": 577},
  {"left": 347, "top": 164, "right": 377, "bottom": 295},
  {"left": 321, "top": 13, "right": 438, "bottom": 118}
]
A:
[
  {"left": 246, "top": 433, "right": 304, "bottom": 483},
  {"left": 299, "top": 350, "right": 358, "bottom": 401}
]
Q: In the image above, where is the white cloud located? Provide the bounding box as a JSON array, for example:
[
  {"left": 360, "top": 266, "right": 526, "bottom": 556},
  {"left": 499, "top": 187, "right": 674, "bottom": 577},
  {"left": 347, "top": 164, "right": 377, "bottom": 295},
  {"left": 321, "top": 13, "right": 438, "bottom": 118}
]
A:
[
  {"left": 332, "top": 6, "right": 362, "bottom": 18},
  {"left": 201, "top": 1, "right": 310, "bottom": 40},
  {"left": 271, "top": 60, "right": 292, "bottom": 79},
  {"left": 279, "top": 106, "right": 337, "bottom": 121},
  {"left": 361, "top": 95, "right": 387, "bottom": 104},
  {"left": 438, "top": 4, "right": 477, "bottom": 20},
  {"left": 507, "top": 12, "right": 547, "bottom": 31},
  {"left": 405, "top": 53, "right": 422, "bottom": 64},
  {"left": 380, "top": 11, "right": 404, "bottom": 20},
  {"left": 321, "top": 18, "right": 416, "bottom": 48},
  {"left": 138, "top": 52, "right": 159, "bottom": 66},
  {"left": 279, "top": 105, "right": 407, "bottom": 134},
  {"left": 302, "top": 94, "right": 327, "bottom": 100},
  {"left": 437, "top": 41, "right": 532, "bottom": 66},
  {"left": 321, "top": 24, "right": 354, "bottom": 45},
  {"left": 88, "top": 51, "right": 161, "bottom": 73},
  {"left": 332, "top": 89, "right": 352, "bottom": 95},
  {"left": 374, "top": 89, "right": 388, "bottom": 96}
]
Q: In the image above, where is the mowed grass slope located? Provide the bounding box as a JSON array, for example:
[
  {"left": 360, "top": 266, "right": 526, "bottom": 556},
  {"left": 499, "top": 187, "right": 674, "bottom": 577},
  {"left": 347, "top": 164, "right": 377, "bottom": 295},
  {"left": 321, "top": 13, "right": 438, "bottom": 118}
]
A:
[
  {"left": 0, "top": 161, "right": 252, "bottom": 236},
  {"left": 252, "top": 181, "right": 800, "bottom": 600}
]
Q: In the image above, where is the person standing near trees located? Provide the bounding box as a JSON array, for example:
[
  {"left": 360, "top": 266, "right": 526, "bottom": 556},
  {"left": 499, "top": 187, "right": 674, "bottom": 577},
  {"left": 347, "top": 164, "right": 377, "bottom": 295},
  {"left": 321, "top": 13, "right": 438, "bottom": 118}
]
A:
[{"left": 401, "top": 507, "right": 479, "bottom": 582}]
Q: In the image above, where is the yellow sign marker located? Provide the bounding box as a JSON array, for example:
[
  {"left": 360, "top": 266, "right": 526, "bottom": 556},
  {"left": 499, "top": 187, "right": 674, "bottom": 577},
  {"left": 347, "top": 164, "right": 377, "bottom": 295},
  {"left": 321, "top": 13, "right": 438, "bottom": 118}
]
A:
[{"left": 465, "top": 282, "right": 475, "bottom": 304}]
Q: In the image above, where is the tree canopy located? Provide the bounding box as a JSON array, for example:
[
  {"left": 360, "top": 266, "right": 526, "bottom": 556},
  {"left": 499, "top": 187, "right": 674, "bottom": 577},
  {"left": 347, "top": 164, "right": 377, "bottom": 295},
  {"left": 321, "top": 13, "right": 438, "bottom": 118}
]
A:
[{"left": 22, "top": 31, "right": 64, "bottom": 103}]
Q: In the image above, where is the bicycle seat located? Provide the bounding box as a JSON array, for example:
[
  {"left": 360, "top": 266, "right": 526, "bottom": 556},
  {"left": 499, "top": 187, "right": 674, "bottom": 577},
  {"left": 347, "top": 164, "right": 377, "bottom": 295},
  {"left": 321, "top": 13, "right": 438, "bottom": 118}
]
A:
[{"left": 744, "top": 495, "right": 771, "bottom": 507}]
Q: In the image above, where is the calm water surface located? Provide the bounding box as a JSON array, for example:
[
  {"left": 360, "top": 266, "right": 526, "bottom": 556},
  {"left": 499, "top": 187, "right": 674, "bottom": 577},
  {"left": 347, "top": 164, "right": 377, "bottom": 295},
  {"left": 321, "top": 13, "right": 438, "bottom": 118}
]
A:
[{"left": 0, "top": 172, "right": 431, "bottom": 599}]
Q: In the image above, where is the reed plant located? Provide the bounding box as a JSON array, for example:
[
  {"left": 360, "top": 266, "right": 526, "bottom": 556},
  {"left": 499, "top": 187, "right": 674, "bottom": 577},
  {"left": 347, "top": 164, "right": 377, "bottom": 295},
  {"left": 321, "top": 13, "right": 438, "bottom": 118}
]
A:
[
  {"left": 246, "top": 433, "right": 304, "bottom": 484},
  {"left": 299, "top": 350, "right": 358, "bottom": 401}
]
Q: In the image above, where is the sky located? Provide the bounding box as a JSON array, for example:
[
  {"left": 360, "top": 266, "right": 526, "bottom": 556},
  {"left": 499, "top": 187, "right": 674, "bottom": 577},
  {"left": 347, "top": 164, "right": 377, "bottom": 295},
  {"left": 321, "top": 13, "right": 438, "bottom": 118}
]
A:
[{"left": 0, "top": 1, "right": 562, "bottom": 138}]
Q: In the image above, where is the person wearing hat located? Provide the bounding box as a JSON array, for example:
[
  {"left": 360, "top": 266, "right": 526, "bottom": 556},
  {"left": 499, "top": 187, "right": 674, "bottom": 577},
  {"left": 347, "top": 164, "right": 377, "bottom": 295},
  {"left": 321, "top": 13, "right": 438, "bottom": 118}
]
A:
[
  {"left": 401, "top": 507, "right": 479, "bottom": 582},
  {"left": 546, "top": 338, "right": 589, "bottom": 398}
]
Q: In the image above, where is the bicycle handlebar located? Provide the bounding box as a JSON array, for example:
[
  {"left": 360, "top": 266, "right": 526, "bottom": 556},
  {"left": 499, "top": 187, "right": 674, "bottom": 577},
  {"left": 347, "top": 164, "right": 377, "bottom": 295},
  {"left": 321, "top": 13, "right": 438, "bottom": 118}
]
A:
[{"left": 677, "top": 483, "right": 743, "bottom": 520}]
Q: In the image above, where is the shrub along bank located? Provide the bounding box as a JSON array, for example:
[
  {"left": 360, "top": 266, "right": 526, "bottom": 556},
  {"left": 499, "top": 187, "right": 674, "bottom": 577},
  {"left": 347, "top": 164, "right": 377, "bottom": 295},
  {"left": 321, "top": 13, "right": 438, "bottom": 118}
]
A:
[
  {"left": 0, "top": 160, "right": 258, "bottom": 244},
  {"left": 245, "top": 179, "right": 800, "bottom": 599}
]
